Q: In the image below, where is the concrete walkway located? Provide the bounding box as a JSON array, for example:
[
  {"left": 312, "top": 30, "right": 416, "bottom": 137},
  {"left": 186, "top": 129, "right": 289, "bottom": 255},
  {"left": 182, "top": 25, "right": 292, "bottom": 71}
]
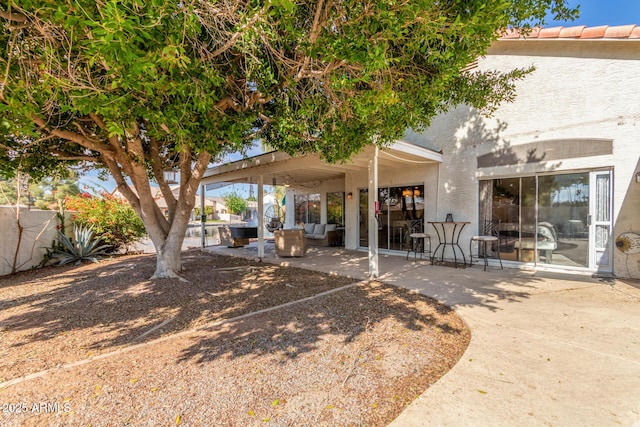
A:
[{"left": 205, "top": 243, "right": 640, "bottom": 426}]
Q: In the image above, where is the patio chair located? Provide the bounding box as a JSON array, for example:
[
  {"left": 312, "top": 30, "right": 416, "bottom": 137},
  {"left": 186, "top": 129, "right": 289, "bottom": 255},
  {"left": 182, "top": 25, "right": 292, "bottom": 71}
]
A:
[
  {"left": 406, "top": 219, "right": 431, "bottom": 261},
  {"left": 469, "top": 220, "right": 503, "bottom": 271},
  {"left": 266, "top": 218, "right": 283, "bottom": 233},
  {"left": 274, "top": 229, "right": 307, "bottom": 257}
]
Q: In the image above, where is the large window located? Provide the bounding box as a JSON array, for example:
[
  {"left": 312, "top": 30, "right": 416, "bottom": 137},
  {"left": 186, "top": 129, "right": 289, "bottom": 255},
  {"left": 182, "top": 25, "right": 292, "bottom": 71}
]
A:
[
  {"left": 294, "top": 193, "right": 321, "bottom": 224},
  {"left": 327, "top": 192, "right": 345, "bottom": 225},
  {"left": 480, "top": 171, "right": 611, "bottom": 270}
]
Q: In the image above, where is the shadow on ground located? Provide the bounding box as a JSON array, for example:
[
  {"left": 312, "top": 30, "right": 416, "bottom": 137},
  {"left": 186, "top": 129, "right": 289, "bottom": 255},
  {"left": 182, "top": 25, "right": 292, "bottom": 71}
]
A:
[
  {"left": 0, "top": 250, "right": 466, "bottom": 383},
  {"left": 177, "top": 280, "right": 461, "bottom": 364}
]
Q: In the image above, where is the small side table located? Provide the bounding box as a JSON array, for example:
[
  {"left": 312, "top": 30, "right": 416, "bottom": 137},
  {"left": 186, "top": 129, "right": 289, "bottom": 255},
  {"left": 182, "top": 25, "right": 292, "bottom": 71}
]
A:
[{"left": 428, "top": 221, "right": 469, "bottom": 268}]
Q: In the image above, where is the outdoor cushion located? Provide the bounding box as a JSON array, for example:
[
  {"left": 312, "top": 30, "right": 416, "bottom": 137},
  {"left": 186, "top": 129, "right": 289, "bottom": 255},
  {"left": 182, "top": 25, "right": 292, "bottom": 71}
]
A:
[
  {"left": 325, "top": 224, "right": 337, "bottom": 232},
  {"left": 313, "top": 223, "right": 326, "bottom": 236},
  {"left": 304, "top": 223, "right": 316, "bottom": 234},
  {"left": 311, "top": 234, "right": 326, "bottom": 239}
]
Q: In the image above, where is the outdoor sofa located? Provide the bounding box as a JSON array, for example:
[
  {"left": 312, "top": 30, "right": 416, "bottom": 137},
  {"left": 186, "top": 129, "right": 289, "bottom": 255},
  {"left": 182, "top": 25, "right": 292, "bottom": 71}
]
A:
[{"left": 302, "top": 223, "right": 341, "bottom": 247}]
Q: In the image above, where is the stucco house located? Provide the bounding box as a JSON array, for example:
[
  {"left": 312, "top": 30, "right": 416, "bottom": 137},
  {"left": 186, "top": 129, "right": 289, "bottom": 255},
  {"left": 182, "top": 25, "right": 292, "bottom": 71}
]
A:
[
  {"left": 114, "top": 186, "right": 226, "bottom": 220},
  {"left": 201, "top": 25, "right": 640, "bottom": 279}
]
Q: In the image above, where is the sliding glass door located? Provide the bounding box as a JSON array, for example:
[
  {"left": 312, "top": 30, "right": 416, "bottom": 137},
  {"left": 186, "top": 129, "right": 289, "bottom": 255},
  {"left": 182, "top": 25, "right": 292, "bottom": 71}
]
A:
[
  {"left": 481, "top": 170, "right": 612, "bottom": 271},
  {"left": 591, "top": 171, "right": 612, "bottom": 270},
  {"left": 359, "top": 185, "right": 425, "bottom": 251},
  {"left": 538, "top": 173, "right": 589, "bottom": 268}
]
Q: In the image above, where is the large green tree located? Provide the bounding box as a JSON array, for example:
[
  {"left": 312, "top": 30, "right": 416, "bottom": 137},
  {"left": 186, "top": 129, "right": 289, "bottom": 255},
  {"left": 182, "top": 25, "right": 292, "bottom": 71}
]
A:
[
  {"left": 0, "top": 0, "right": 576, "bottom": 278},
  {"left": 223, "top": 191, "right": 248, "bottom": 216}
]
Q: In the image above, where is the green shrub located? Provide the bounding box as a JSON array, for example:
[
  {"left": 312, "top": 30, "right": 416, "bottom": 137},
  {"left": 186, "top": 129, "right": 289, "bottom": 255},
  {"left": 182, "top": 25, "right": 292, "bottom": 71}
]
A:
[{"left": 65, "top": 192, "right": 146, "bottom": 252}]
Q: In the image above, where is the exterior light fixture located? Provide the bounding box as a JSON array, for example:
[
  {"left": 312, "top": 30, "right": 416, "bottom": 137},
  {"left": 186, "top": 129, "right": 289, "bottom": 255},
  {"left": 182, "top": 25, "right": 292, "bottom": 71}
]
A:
[{"left": 347, "top": 192, "right": 353, "bottom": 199}]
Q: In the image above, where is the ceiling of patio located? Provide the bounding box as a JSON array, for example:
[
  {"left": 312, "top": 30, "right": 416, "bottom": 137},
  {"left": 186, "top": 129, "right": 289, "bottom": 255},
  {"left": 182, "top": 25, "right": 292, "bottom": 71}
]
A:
[{"left": 202, "top": 143, "right": 442, "bottom": 190}]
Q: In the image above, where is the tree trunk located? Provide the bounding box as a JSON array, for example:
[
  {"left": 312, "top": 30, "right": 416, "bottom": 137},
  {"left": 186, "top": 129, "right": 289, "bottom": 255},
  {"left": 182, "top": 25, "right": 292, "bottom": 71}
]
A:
[
  {"left": 101, "top": 137, "right": 210, "bottom": 281},
  {"left": 140, "top": 183, "right": 199, "bottom": 280},
  {"left": 146, "top": 206, "right": 193, "bottom": 280},
  {"left": 153, "top": 239, "right": 185, "bottom": 279}
]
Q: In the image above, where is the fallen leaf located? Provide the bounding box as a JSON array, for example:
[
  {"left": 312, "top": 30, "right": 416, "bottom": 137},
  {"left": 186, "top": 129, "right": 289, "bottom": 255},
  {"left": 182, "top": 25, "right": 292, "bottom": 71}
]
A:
[
  {"left": 478, "top": 389, "right": 488, "bottom": 394},
  {"left": 247, "top": 410, "right": 255, "bottom": 417}
]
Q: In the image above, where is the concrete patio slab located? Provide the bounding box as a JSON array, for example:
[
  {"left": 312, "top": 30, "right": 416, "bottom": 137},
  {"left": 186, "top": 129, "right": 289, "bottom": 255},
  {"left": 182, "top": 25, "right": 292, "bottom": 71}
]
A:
[{"left": 205, "top": 243, "right": 640, "bottom": 426}]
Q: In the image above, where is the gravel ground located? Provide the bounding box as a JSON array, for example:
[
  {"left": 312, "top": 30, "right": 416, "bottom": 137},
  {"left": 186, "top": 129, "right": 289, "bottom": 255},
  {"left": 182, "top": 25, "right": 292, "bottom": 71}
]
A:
[{"left": 0, "top": 250, "right": 470, "bottom": 426}]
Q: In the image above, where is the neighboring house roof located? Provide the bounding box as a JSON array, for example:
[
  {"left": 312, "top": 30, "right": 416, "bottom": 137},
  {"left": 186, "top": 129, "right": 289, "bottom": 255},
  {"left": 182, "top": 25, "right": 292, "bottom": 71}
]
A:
[
  {"left": 112, "top": 185, "right": 218, "bottom": 210},
  {"left": 500, "top": 24, "right": 640, "bottom": 40}
]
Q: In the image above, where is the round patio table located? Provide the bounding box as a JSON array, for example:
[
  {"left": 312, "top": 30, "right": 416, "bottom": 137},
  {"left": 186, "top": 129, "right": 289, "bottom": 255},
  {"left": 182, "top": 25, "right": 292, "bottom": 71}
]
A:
[{"left": 428, "top": 221, "right": 469, "bottom": 268}]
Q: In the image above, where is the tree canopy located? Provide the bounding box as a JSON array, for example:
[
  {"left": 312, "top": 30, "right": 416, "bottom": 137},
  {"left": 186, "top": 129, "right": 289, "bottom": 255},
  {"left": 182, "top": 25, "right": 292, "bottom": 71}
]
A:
[
  {"left": 223, "top": 191, "right": 248, "bottom": 216},
  {"left": 0, "top": 0, "right": 577, "bottom": 278}
]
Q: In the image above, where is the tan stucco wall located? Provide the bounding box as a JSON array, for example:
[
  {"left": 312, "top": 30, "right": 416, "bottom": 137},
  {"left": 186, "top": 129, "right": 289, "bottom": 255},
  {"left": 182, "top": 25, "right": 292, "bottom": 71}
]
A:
[
  {"left": 418, "top": 39, "right": 640, "bottom": 278},
  {"left": 0, "top": 208, "right": 62, "bottom": 276}
]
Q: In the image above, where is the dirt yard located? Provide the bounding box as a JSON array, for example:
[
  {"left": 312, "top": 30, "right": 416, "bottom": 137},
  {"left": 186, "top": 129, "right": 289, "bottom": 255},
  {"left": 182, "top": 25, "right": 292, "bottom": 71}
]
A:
[{"left": 0, "top": 250, "right": 470, "bottom": 426}]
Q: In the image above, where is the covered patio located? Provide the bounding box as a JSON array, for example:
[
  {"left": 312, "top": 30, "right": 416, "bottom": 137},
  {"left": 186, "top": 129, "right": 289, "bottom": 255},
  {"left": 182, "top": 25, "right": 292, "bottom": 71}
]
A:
[{"left": 199, "top": 140, "right": 443, "bottom": 277}]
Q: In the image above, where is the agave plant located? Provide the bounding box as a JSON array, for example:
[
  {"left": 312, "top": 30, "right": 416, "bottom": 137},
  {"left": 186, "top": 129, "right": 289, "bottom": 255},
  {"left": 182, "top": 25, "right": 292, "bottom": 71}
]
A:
[{"left": 54, "top": 224, "right": 111, "bottom": 265}]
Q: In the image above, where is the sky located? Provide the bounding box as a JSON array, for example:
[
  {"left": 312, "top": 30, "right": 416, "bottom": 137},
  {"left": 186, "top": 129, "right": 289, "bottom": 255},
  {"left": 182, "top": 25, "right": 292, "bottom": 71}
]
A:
[
  {"left": 546, "top": 0, "right": 640, "bottom": 27},
  {"left": 80, "top": 1, "right": 640, "bottom": 197}
]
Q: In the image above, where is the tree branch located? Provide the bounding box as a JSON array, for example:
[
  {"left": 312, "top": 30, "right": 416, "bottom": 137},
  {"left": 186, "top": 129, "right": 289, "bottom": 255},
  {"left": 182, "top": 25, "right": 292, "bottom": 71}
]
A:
[
  {"left": 0, "top": 10, "right": 28, "bottom": 23},
  {"left": 54, "top": 155, "right": 96, "bottom": 162},
  {"left": 148, "top": 135, "right": 177, "bottom": 220},
  {"left": 31, "top": 114, "right": 109, "bottom": 155},
  {"left": 179, "top": 150, "right": 212, "bottom": 219},
  {"left": 206, "top": 13, "right": 262, "bottom": 59}
]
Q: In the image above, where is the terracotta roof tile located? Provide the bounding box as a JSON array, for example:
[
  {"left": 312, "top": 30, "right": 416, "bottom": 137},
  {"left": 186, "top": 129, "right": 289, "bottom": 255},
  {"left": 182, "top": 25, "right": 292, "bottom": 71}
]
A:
[
  {"left": 499, "top": 24, "right": 639, "bottom": 40},
  {"left": 604, "top": 24, "right": 637, "bottom": 38},
  {"left": 559, "top": 25, "right": 586, "bottom": 38},
  {"left": 581, "top": 26, "right": 609, "bottom": 38},
  {"left": 538, "top": 26, "right": 564, "bottom": 38}
]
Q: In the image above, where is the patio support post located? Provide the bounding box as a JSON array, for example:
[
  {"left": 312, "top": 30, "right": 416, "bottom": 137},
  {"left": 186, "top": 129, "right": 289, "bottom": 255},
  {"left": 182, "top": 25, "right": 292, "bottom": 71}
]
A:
[
  {"left": 368, "top": 146, "right": 379, "bottom": 278},
  {"left": 257, "top": 175, "right": 265, "bottom": 259},
  {"left": 200, "top": 184, "right": 206, "bottom": 248}
]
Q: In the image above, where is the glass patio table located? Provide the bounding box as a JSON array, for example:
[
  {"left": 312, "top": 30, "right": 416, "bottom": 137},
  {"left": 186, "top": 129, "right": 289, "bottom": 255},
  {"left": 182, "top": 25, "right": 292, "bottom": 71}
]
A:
[{"left": 428, "top": 221, "right": 470, "bottom": 268}]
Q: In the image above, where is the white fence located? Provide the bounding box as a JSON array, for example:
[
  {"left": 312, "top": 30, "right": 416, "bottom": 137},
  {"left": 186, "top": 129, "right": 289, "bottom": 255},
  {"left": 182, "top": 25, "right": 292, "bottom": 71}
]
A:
[{"left": 0, "top": 207, "right": 70, "bottom": 276}]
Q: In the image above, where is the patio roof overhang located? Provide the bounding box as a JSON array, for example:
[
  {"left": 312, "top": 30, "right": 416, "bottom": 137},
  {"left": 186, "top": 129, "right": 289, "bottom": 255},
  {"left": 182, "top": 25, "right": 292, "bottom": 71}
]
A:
[
  {"left": 201, "top": 140, "right": 443, "bottom": 189},
  {"left": 199, "top": 140, "right": 442, "bottom": 277}
]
